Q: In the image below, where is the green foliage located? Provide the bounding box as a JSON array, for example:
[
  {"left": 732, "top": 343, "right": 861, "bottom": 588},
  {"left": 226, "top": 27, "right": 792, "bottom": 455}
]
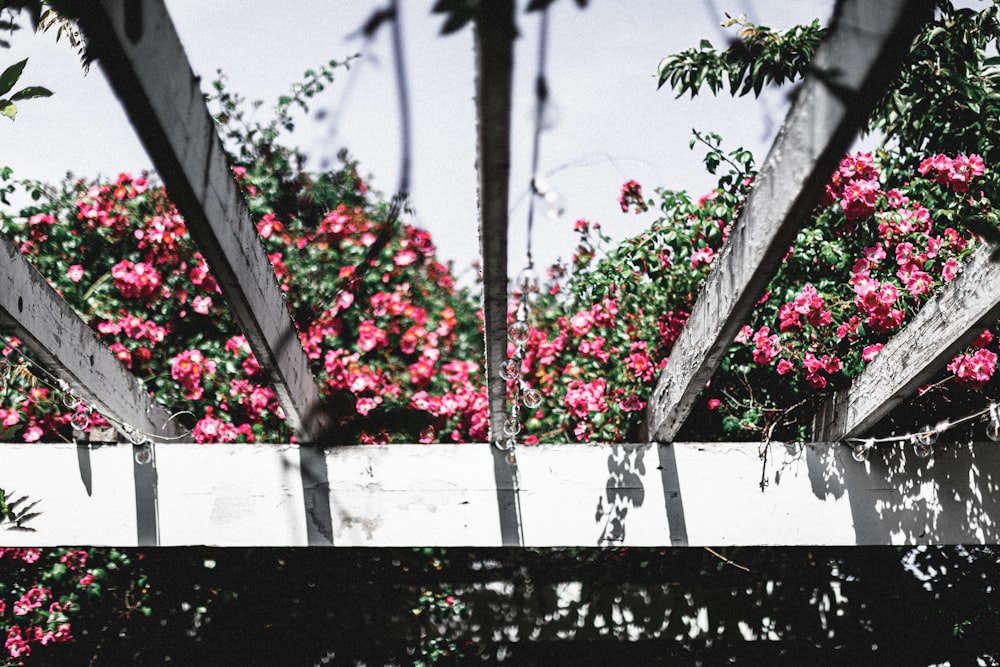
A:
[
  {"left": 0, "top": 58, "right": 52, "bottom": 120},
  {"left": 656, "top": 13, "right": 824, "bottom": 98},
  {"left": 0, "top": 487, "right": 40, "bottom": 531}
]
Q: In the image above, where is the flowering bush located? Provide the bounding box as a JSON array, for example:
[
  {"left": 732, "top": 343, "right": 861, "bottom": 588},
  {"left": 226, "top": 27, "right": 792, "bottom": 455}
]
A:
[
  {"left": 0, "top": 66, "right": 487, "bottom": 445},
  {"left": 0, "top": 547, "right": 145, "bottom": 665}
]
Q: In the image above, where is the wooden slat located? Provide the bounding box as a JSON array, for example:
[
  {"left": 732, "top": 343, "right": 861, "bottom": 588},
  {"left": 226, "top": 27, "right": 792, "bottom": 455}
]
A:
[
  {"left": 0, "top": 232, "right": 186, "bottom": 441},
  {"left": 813, "top": 244, "right": 1000, "bottom": 441},
  {"left": 474, "top": 1, "right": 516, "bottom": 444},
  {"left": 74, "top": 1, "right": 330, "bottom": 442},
  {"left": 644, "top": 0, "right": 934, "bottom": 442}
]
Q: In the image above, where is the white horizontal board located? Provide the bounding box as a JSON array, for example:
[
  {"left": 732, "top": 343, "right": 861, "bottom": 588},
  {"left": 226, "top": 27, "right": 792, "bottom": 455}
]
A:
[{"left": 1, "top": 441, "right": 998, "bottom": 546}]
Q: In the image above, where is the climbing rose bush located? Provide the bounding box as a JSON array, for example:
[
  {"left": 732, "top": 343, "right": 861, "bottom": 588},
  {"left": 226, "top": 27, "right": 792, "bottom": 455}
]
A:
[{"left": 0, "top": 548, "right": 145, "bottom": 666}]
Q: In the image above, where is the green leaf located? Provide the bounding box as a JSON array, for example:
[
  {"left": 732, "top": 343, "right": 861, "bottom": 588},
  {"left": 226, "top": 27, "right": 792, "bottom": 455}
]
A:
[
  {"left": 0, "top": 58, "right": 27, "bottom": 97},
  {"left": 1, "top": 100, "right": 15, "bottom": 120},
  {"left": 10, "top": 86, "right": 52, "bottom": 101}
]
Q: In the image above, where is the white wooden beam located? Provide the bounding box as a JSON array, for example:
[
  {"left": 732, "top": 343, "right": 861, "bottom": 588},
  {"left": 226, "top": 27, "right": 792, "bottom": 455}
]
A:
[
  {"left": 0, "top": 232, "right": 185, "bottom": 440},
  {"left": 645, "top": 0, "right": 934, "bottom": 442},
  {"left": 813, "top": 244, "right": 1000, "bottom": 441},
  {"left": 3, "top": 441, "right": 1000, "bottom": 546},
  {"left": 73, "top": 1, "right": 330, "bottom": 442}
]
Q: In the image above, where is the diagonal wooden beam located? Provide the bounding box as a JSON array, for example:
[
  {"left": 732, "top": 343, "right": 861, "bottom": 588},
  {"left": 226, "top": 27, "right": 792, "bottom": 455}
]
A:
[
  {"left": 74, "top": 1, "right": 330, "bottom": 442},
  {"left": 813, "top": 244, "right": 1000, "bottom": 441},
  {"left": 0, "top": 232, "right": 186, "bottom": 441},
  {"left": 644, "top": 0, "right": 934, "bottom": 442}
]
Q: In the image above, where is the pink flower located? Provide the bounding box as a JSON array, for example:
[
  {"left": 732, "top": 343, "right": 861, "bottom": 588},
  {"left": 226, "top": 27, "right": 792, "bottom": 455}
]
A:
[
  {"left": 5, "top": 626, "right": 29, "bottom": 659},
  {"left": 690, "top": 246, "right": 715, "bottom": 269},
  {"left": 78, "top": 572, "right": 95, "bottom": 587},
  {"left": 751, "top": 326, "right": 781, "bottom": 366},
  {"left": 706, "top": 398, "right": 721, "bottom": 410},
  {"left": 569, "top": 311, "right": 594, "bottom": 336},
  {"left": 356, "top": 396, "right": 382, "bottom": 416},
  {"left": 394, "top": 249, "right": 417, "bottom": 266},
  {"left": 192, "top": 295, "right": 213, "bottom": 315},
  {"left": 564, "top": 378, "right": 608, "bottom": 420},
  {"left": 357, "top": 320, "right": 388, "bottom": 353},
  {"left": 948, "top": 348, "right": 997, "bottom": 389},
  {"left": 862, "top": 344, "right": 884, "bottom": 362},
  {"left": 67, "top": 264, "right": 84, "bottom": 282},
  {"left": 619, "top": 180, "right": 647, "bottom": 213},
  {"left": 972, "top": 330, "right": 994, "bottom": 348},
  {"left": 776, "top": 359, "right": 794, "bottom": 375},
  {"left": 111, "top": 259, "right": 163, "bottom": 300},
  {"left": 840, "top": 179, "right": 879, "bottom": 220},
  {"left": 619, "top": 395, "right": 646, "bottom": 412},
  {"left": 23, "top": 425, "right": 43, "bottom": 442}
]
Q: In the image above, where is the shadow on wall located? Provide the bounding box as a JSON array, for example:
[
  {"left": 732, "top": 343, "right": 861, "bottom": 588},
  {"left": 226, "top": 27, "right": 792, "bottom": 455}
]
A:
[
  {"left": 807, "top": 439, "right": 1000, "bottom": 544},
  {"left": 596, "top": 444, "right": 647, "bottom": 545}
]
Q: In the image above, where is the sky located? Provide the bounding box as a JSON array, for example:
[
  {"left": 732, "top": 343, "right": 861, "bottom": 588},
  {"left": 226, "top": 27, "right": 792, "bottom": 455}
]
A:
[{"left": 3, "top": 0, "right": 835, "bottom": 280}]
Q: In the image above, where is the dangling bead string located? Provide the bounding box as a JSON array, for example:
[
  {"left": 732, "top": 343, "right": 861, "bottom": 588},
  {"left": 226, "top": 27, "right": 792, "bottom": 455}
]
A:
[
  {"left": 495, "top": 7, "right": 551, "bottom": 453},
  {"left": 847, "top": 404, "right": 1000, "bottom": 462},
  {"left": 0, "top": 336, "right": 190, "bottom": 447}
]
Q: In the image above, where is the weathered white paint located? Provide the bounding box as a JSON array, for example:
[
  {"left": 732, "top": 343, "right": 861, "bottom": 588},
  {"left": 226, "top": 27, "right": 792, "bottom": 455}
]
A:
[
  {"left": 814, "top": 243, "right": 1000, "bottom": 441},
  {"left": 155, "top": 444, "right": 308, "bottom": 546},
  {"left": 645, "top": 0, "right": 934, "bottom": 442},
  {"left": 3, "top": 441, "right": 999, "bottom": 546},
  {"left": 0, "top": 443, "right": 137, "bottom": 546},
  {"left": 74, "top": 2, "right": 330, "bottom": 442},
  {"left": 327, "top": 444, "right": 501, "bottom": 546}
]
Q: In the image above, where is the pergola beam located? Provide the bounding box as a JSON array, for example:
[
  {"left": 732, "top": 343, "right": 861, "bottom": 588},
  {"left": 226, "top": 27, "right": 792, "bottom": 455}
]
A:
[
  {"left": 813, "top": 244, "right": 1000, "bottom": 441},
  {"left": 474, "top": 1, "right": 515, "bottom": 444},
  {"left": 0, "top": 232, "right": 186, "bottom": 440},
  {"left": 644, "top": 0, "right": 934, "bottom": 442},
  {"left": 74, "top": 1, "right": 330, "bottom": 442}
]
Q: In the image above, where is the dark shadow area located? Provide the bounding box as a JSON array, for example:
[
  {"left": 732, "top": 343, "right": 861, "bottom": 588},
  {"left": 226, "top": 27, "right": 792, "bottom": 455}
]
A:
[{"left": 19, "top": 546, "right": 1000, "bottom": 666}]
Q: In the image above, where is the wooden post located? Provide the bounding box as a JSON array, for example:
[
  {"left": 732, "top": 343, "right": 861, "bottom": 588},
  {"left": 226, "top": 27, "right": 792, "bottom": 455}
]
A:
[
  {"left": 474, "top": 2, "right": 524, "bottom": 545},
  {"left": 73, "top": 1, "right": 330, "bottom": 442},
  {"left": 644, "top": 0, "right": 934, "bottom": 442}
]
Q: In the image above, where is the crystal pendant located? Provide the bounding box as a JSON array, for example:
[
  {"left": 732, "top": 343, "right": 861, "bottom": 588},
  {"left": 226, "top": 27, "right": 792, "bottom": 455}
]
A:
[
  {"left": 516, "top": 267, "right": 540, "bottom": 296},
  {"left": 134, "top": 443, "right": 153, "bottom": 465},
  {"left": 508, "top": 320, "right": 530, "bottom": 345},
  {"left": 913, "top": 443, "right": 933, "bottom": 459},
  {"left": 522, "top": 387, "right": 543, "bottom": 409},
  {"left": 499, "top": 358, "right": 520, "bottom": 381},
  {"left": 503, "top": 416, "right": 521, "bottom": 437},
  {"left": 851, "top": 441, "right": 872, "bottom": 463}
]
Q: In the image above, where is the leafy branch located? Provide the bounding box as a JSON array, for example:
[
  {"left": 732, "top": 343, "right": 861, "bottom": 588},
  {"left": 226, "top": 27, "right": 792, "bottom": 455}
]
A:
[
  {"left": 0, "top": 57, "right": 51, "bottom": 120},
  {"left": 0, "top": 487, "right": 41, "bottom": 531},
  {"left": 657, "top": 13, "right": 825, "bottom": 98}
]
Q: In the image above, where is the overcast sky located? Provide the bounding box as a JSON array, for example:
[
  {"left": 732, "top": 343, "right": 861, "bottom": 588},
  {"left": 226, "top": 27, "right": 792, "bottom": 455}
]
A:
[{"left": 4, "top": 1, "right": 834, "bottom": 278}]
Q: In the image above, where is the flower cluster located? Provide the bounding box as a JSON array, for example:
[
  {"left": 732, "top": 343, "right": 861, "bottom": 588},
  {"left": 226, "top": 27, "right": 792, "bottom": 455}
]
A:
[
  {"left": 0, "top": 547, "right": 144, "bottom": 665},
  {"left": 618, "top": 179, "right": 648, "bottom": 214}
]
